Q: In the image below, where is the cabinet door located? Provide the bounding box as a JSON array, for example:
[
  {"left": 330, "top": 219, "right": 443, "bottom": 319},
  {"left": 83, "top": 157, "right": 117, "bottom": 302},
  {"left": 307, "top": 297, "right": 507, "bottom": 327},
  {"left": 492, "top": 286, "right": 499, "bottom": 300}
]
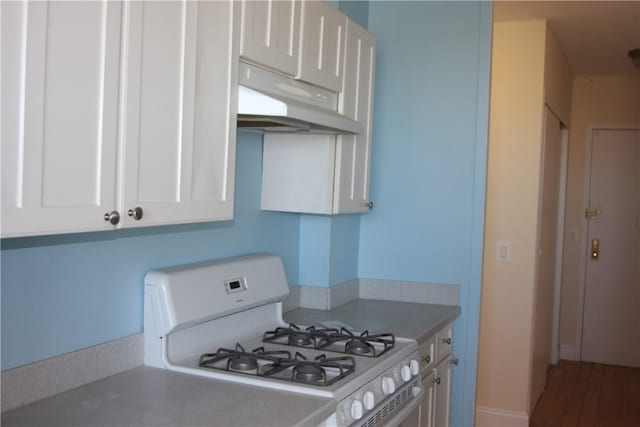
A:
[
  {"left": 240, "top": 0, "right": 300, "bottom": 75},
  {"left": 119, "top": 1, "right": 238, "bottom": 228},
  {"left": 419, "top": 372, "right": 435, "bottom": 427},
  {"left": 297, "top": 0, "right": 346, "bottom": 92},
  {"left": 1, "top": 0, "right": 121, "bottom": 237},
  {"left": 333, "top": 20, "right": 375, "bottom": 213},
  {"left": 433, "top": 356, "right": 452, "bottom": 427}
]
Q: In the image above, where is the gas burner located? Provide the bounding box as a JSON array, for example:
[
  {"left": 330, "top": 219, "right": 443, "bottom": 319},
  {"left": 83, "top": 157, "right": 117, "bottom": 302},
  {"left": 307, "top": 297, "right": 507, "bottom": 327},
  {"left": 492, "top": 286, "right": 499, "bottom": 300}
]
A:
[
  {"left": 289, "top": 332, "right": 313, "bottom": 347},
  {"left": 229, "top": 355, "right": 258, "bottom": 371},
  {"left": 263, "top": 324, "right": 338, "bottom": 349},
  {"left": 294, "top": 364, "right": 325, "bottom": 382},
  {"left": 199, "top": 344, "right": 291, "bottom": 375},
  {"left": 325, "top": 328, "right": 395, "bottom": 358},
  {"left": 345, "top": 338, "right": 373, "bottom": 355},
  {"left": 262, "top": 352, "right": 356, "bottom": 386}
]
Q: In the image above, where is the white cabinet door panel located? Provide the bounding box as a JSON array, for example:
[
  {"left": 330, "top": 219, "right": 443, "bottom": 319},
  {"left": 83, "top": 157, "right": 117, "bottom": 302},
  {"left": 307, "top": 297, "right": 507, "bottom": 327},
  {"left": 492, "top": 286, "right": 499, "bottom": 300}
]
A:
[
  {"left": 120, "top": 1, "right": 238, "bottom": 227},
  {"left": 240, "top": 0, "right": 300, "bottom": 75},
  {"left": 334, "top": 20, "right": 375, "bottom": 213},
  {"left": 433, "top": 356, "right": 452, "bottom": 427},
  {"left": 1, "top": 0, "right": 121, "bottom": 237},
  {"left": 297, "top": 0, "right": 346, "bottom": 92},
  {"left": 419, "top": 372, "right": 435, "bottom": 427}
]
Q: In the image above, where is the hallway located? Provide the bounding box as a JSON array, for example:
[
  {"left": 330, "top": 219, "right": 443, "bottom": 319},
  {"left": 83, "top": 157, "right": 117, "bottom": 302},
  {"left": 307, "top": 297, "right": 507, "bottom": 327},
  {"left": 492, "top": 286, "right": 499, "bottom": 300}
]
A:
[{"left": 530, "top": 360, "right": 640, "bottom": 427}]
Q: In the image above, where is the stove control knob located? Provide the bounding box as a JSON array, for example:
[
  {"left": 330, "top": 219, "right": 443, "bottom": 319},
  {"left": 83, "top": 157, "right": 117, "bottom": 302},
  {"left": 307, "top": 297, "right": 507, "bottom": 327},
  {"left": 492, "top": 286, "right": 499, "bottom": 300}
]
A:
[
  {"left": 350, "top": 400, "right": 364, "bottom": 420},
  {"left": 381, "top": 376, "right": 396, "bottom": 395},
  {"left": 401, "top": 365, "right": 412, "bottom": 382},
  {"left": 410, "top": 359, "right": 420, "bottom": 376},
  {"left": 363, "top": 391, "right": 375, "bottom": 410}
]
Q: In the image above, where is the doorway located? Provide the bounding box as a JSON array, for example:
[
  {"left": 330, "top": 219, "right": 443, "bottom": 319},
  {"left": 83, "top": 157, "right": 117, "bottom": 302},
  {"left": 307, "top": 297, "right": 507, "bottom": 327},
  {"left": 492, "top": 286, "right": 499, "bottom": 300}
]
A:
[{"left": 580, "top": 128, "right": 640, "bottom": 367}]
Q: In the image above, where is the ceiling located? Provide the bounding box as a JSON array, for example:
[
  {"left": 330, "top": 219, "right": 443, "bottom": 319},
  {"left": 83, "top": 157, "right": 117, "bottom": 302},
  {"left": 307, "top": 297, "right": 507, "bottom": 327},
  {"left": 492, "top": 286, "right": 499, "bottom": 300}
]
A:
[{"left": 493, "top": 1, "right": 640, "bottom": 76}]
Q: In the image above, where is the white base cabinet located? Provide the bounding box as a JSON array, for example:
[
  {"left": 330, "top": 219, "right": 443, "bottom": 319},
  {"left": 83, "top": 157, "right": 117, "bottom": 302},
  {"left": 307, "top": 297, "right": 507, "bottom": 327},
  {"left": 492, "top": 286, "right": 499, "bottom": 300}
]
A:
[
  {"left": 419, "top": 324, "right": 455, "bottom": 427},
  {"left": 1, "top": 0, "right": 238, "bottom": 237}
]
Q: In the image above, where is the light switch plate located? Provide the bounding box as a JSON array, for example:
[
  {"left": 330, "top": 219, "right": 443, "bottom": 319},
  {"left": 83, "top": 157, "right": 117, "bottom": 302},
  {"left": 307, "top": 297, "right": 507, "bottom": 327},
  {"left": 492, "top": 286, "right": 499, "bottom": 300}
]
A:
[{"left": 497, "top": 240, "right": 512, "bottom": 263}]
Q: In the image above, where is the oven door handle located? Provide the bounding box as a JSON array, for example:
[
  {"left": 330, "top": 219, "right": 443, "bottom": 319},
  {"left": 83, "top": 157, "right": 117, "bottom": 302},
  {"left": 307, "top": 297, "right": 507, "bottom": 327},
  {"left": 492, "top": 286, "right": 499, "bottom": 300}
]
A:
[{"left": 381, "top": 385, "right": 424, "bottom": 427}]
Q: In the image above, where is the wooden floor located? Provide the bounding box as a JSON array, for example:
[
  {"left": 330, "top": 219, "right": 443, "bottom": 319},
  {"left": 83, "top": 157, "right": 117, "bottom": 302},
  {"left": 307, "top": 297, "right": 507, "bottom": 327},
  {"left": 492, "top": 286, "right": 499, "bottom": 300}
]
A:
[{"left": 530, "top": 360, "right": 640, "bottom": 427}]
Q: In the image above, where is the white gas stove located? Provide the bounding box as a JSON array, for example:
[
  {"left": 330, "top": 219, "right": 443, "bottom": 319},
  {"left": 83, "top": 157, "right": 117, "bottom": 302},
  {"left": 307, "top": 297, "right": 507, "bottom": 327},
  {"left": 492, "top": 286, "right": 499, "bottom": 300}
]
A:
[{"left": 144, "top": 254, "right": 423, "bottom": 426}]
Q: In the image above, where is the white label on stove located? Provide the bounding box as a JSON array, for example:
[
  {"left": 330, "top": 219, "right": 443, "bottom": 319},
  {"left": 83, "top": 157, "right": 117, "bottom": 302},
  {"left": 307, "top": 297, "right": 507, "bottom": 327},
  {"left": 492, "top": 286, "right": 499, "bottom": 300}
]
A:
[{"left": 224, "top": 277, "right": 248, "bottom": 295}]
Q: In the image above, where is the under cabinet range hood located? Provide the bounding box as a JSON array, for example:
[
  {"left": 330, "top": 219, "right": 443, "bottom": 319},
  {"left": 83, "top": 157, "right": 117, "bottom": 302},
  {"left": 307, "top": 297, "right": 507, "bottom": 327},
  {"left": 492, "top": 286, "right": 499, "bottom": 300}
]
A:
[{"left": 237, "top": 62, "right": 361, "bottom": 135}]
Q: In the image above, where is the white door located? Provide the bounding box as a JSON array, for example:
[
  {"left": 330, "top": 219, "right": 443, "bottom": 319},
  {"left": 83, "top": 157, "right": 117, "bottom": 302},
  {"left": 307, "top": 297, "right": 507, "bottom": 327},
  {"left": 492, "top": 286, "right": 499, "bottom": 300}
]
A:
[
  {"left": 333, "top": 20, "right": 376, "bottom": 214},
  {"left": 239, "top": 0, "right": 300, "bottom": 75},
  {"left": 1, "top": 0, "right": 122, "bottom": 237},
  {"left": 119, "top": 1, "right": 238, "bottom": 228},
  {"left": 581, "top": 129, "right": 640, "bottom": 367}
]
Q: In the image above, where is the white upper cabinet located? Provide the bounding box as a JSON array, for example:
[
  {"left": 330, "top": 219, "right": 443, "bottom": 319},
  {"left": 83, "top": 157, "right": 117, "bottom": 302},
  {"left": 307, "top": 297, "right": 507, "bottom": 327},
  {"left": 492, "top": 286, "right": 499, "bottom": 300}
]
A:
[
  {"left": 297, "top": 0, "right": 347, "bottom": 92},
  {"left": 1, "top": 1, "right": 122, "bottom": 237},
  {"left": 119, "top": 1, "right": 238, "bottom": 228},
  {"left": 239, "top": 0, "right": 300, "bottom": 76},
  {"left": 260, "top": 18, "right": 376, "bottom": 215},
  {"left": 1, "top": 0, "right": 238, "bottom": 237},
  {"left": 333, "top": 20, "right": 376, "bottom": 213}
]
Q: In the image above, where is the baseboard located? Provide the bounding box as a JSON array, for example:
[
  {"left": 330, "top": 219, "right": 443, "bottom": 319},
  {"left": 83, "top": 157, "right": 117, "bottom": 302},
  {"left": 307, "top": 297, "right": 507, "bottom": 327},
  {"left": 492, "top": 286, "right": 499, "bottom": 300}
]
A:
[
  {"left": 559, "top": 344, "right": 579, "bottom": 361},
  {"left": 1, "top": 333, "right": 143, "bottom": 412},
  {"left": 475, "top": 406, "right": 529, "bottom": 427}
]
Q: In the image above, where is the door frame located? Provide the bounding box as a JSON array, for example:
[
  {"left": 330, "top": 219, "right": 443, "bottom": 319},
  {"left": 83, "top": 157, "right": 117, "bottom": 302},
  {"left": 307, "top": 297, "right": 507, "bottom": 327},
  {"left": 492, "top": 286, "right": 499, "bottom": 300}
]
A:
[
  {"left": 550, "top": 122, "right": 569, "bottom": 364},
  {"left": 576, "top": 124, "right": 640, "bottom": 360}
]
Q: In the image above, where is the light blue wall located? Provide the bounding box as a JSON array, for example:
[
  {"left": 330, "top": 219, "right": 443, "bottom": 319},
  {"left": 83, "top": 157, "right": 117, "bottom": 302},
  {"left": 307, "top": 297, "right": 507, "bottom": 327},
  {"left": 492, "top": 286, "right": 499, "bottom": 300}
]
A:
[
  {"left": 295, "top": 0, "right": 368, "bottom": 289},
  {"left": 298, "top": 215, "right": 360, "bottom": 287},
  {"left": 339, "top": 0, "right": 369, "bottom": 29},
  {"left": 361, "top": 2, "right": 492, "bottom": 426},
  {"left": 1, "top": 132, "right": 301, "bottom": 370}
]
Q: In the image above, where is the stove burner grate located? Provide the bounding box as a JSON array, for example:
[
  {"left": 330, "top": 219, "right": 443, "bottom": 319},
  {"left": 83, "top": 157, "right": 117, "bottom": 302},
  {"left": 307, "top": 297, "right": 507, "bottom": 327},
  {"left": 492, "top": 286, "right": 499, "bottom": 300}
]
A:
[
  {"left": 263, "top": 324, "right": 396, "bottom": 358},
  {"left": 199, "top": 343, "right": 291, "bottom": 374},
  {"left": 262, "top": 352, "right": 356, "bottom": 386},
  {"left": 263, "top": 324, "right": 338, "bottom": 349}
]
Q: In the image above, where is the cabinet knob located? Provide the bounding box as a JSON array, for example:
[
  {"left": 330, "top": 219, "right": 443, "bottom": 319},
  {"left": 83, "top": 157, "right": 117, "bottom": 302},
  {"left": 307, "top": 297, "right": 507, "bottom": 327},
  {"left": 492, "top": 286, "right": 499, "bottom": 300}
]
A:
[
  {"left": 433, "top": 377, "right": 441, "bottom": 385},
  {"left": 366, "top": 201, "right": 374, "bottom": 209},
  {"left": 128, "top": 206, "right": 144, "bottom": 220},
  {"left": 442, "top": 337, "right": 452, "bottom": 345},
  {"left": 104, "top": 210, "right": 120, "bottom": 225},
  {"left": 421, "top": 355, "right": 431, "bottom": 364},
  {"left": 451, "top": 358, "right": 459, "bottom": 366}
]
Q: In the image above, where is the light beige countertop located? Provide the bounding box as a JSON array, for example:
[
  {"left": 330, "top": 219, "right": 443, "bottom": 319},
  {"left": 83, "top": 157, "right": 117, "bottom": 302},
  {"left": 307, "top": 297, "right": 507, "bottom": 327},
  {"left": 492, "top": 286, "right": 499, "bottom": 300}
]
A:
[
  {"left": 285, "top": 299, "right": 461, "bottom": 345},
  {"left": 2, "top": 299, "right": 459, "bottom": 426},
  {"left": 1, "top": 366, "right": 335, "bottom": 427}
]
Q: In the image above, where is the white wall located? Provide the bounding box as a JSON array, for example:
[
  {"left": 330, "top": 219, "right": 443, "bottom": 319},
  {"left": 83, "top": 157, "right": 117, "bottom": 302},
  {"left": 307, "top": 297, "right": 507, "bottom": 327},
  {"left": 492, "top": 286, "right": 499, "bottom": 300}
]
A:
[{"left": 477, "top": 19, "right": 573, "bottom": 422}]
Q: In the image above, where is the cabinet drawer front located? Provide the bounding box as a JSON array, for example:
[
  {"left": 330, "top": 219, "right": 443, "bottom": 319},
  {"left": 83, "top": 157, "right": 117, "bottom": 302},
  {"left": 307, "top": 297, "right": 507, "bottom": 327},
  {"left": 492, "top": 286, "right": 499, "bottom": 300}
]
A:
[{"left": 436, "top": 323, "right": 454, "bottom": 360}]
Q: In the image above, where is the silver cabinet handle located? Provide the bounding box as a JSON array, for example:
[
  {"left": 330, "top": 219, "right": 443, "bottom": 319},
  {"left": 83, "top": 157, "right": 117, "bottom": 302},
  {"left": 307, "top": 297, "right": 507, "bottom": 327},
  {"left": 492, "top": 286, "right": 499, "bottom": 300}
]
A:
[
  {"left": 128, "top": 206, "right": 143, "bottom": 220},
  {"left": 433, "top": 377, "right": 441, "bottom": 385},
  {"left": 366, "top": 201, "right": 374, "bottom": 209},
  {"left": 442, "top": 337, "right": 452, "bottom": 345},
  {"left": 104, "top": 210, "right": 120, "bottom": 225},
  {"left": 421, "top": 355, "right": 431, "bottom": 364}
]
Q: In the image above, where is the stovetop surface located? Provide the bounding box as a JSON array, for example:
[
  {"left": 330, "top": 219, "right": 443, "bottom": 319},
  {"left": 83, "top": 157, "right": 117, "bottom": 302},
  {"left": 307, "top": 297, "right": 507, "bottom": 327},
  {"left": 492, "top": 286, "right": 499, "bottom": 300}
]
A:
[{"left": 166, "top": 322, "right": 417, "bottom": 400}]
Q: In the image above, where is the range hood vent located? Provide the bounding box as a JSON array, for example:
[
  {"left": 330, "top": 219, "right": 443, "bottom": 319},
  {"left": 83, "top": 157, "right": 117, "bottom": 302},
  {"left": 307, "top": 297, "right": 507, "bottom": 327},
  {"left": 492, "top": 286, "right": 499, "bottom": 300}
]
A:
[{"left": 237, "top": 62, "right": 361, "bottom": 135}]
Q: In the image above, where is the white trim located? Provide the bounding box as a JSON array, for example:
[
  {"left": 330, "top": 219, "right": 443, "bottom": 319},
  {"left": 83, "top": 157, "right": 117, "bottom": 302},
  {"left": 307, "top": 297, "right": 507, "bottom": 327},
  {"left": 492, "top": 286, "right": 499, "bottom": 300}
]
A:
[
  {"left": 1, "top": 333, "right": 143, "bottom": 412},
  {"left": 577, "top": 123, "right": 640, "bottom": 362},
  {"left": 551, "top": 124, "right": 569, "bottom": 364},
  {"left": 559, "top": 344, "right": 579, "bottom": 361},
  {"left": 475, "top": 406, "right": 529, "bottom": 427}
]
